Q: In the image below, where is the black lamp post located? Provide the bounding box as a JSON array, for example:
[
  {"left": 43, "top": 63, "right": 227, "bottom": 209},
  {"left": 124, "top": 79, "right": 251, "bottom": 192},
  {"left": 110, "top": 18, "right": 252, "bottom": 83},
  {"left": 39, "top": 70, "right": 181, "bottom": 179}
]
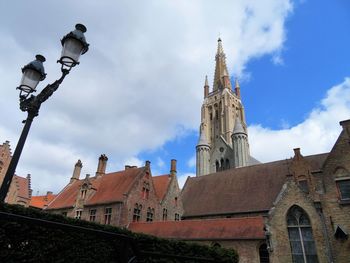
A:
[{"left": 0, "top": 24, "right": 89, "bottom": 202}]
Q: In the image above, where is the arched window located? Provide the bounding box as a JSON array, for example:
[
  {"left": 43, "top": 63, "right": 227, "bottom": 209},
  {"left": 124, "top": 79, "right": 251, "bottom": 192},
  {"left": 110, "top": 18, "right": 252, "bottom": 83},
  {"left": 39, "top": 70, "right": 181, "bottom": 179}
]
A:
[
  {"left": 220, "top": 159, "right": 224, "bottom": 170},
  {"left": 259, "top": 243, "right": 269, "bottom": 263},
  {"left": 287, "top": 206, "right": 318, "bottom": 263},
  {"left": 216, "top": 161, "right": 220, "bottom": 172}
]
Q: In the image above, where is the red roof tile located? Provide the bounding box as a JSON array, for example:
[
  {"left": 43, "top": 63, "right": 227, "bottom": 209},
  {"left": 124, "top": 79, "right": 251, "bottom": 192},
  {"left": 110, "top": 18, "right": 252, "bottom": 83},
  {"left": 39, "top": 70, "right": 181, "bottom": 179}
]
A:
[
  {"left": 153, "top": 174, "right": 171, "bottom": 201},
  {"left": 129, "top": 217, "right": 265, "bottom": 240},
  {"left": 181, "top": 154, "right": 327, "bottom": 218},
  {"left": 47, "top": 167, "right": 144, "bottom": 209},
  {"left": 30, "top": 193, "right": 56, "bottom": 209}
]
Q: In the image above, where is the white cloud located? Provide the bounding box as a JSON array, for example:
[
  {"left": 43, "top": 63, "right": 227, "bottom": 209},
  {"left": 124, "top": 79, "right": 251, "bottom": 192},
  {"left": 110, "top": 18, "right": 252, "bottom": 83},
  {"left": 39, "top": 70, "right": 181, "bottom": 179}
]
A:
[
  {"left": 0, "top": 0, "right": 294, "bottom": 193},
  {"left": 249, "top": 78, "right": 350, "bottom": 162}
]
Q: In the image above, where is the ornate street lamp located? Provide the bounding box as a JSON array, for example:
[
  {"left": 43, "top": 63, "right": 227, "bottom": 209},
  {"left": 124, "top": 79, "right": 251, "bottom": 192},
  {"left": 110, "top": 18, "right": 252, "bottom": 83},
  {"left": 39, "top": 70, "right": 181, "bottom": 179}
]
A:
[{"left": 0, "top": 24, "right": 89, "bottom": 202}]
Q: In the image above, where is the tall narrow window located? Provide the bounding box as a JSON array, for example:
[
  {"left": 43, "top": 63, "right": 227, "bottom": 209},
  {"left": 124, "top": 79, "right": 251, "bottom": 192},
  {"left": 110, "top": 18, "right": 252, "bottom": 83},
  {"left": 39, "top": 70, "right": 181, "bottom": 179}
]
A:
[
  {"left": 174, "top": 197, "right": 178, "bottom": 207},
  {"left": 259, "top": 243, "right": 269, "bottom": 263},
  {"left": 216, "top": 161, "right": 220, "bottom": 172},
  {"left": 146, "top": 207, "right": 154, "bottom": 222},
  {"left": 162, "top": 208, "right": 168, "bottom": 221},
  {"left": 89, "top": 209, "right": 96, "bottom": 222},
  {"left": 75, "top": 210, "right": 82, "bottom": 219},
  {"left": 141, "top": 182, "right": 150, "bottom": 200},
  {"left": 81, "top": 189, "right": 87, "bottom": 199},
  {"left": 287, "top": 206, "right": 318, "bottom": 263},
  {"left": 175, "top": 213, "right": 180, "bottom": 221},
  {"left": 133, "top": 204, "right": 142, "bottom": 222},
  {"left": 104, "top": 207, "right": 112, "bottom": 225},
  {"left": 225, "top": 159, "right": 230, "bottom": 169},
  {"left": 220, "top": 159, "right": 224, "bottom": 171}
]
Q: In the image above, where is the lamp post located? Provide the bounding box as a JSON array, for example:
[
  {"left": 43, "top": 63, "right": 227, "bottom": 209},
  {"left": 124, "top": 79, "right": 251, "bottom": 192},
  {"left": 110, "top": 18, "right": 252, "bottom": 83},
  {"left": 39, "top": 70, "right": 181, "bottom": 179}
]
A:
[{"left": 0, "top": 24, "right": 89, "bottom": 202}]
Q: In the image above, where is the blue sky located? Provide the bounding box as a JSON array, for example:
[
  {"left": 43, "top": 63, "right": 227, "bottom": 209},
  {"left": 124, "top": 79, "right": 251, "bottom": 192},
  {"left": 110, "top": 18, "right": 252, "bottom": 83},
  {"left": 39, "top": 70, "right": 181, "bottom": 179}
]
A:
[
  {"left": 0, "top": 1, "right": 349, "bottom": 193},
  {"left": 139, "top": 0, "right": 350, "bottom": 184}
]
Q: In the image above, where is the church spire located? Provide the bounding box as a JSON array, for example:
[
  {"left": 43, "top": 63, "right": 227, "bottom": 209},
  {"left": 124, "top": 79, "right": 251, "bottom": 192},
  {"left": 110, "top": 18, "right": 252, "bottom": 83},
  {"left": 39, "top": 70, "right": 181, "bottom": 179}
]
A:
[{"left": 213, "top": 38, "right": 232, "bottom": 91}]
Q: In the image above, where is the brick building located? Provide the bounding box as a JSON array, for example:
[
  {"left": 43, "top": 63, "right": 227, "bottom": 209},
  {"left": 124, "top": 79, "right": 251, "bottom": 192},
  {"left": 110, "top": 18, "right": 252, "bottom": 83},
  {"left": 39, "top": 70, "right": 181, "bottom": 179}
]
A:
[
  {"left": 46, "top": 156, "right": 183, "bottom": 227},
  {"left": 0, "top": 141, "right": 32, "bottom": 206},
  {"left": 129, "top": 39, "right": 350, "bottom": 262}
]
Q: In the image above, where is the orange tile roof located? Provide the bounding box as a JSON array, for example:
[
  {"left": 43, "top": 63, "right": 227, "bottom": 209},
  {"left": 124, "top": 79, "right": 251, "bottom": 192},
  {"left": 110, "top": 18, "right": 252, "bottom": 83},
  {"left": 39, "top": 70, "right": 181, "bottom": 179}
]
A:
[
  {"left": 47, "top": 167, "right": 145, "bottom": 209},
  {"left": 129, "top": 217, "right": 265, "bottom": 240},
  {"left": 30, "top": 193, "right": 56, "bottom": 209},
  {"left": 153, "top": 174, "right": 171, "bottom": 201}
]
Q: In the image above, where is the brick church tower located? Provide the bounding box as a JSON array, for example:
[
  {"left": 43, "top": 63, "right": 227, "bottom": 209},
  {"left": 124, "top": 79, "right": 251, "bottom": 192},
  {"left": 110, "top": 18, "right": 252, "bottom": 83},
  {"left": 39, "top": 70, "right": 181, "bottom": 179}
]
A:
[{"left": 196, "top": 39, "right": 258, "bottom": 176}]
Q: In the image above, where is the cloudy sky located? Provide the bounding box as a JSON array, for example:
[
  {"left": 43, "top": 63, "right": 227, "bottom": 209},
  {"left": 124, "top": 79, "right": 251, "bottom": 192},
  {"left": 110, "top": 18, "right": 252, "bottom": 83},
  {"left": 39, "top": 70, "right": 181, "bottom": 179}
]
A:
[{"left": 0, "top": 1, "right": 349, "bottom": 194}]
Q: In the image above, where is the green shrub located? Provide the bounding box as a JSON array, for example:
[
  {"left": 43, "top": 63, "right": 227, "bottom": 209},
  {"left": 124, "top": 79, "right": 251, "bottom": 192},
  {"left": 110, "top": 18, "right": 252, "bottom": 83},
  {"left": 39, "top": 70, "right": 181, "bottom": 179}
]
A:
[{"left": 0, "top": 203, "right": 238, "bottom": 262}]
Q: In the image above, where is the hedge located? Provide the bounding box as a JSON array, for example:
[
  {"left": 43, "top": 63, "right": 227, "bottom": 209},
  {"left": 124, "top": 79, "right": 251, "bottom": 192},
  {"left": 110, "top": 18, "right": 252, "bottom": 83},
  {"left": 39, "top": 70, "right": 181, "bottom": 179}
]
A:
[{"left": 0, "top": 203, "right": 238, "bottom": 263}]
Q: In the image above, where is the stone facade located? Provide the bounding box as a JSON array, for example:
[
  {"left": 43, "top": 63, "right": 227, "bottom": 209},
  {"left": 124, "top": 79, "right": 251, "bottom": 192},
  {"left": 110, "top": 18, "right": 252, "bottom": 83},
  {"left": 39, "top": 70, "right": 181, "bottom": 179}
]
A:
[
  {"left": 182, "top": 119, "right": 350, "bottom": 262},
  {"left": 46, "top": 157, "right": 183, "bottom": 227}
]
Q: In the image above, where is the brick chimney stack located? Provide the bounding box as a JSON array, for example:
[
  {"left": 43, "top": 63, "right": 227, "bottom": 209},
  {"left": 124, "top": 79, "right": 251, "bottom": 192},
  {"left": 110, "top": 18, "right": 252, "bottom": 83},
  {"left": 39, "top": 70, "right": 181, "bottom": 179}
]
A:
[
  {"left": 170, "top": 159, "right": 177, "bottom": 176},
  {"left": 96, "top": 154, "right": 108, "bottom": 177},
  {"left": 70, "top": 160, "right": 82, "bottom": 183}
]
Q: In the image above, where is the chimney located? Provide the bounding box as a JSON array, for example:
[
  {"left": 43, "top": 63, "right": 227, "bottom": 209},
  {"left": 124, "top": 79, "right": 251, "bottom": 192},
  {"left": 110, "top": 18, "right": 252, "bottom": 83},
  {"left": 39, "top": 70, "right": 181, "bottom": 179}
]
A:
[
  {"left": 96, "top": 154, "right": 108, "bottom": 177},
  {"left": 70, "top": 160, "right": 82, "bottom": 183},
  {"left": 170, "top": 159, "right": 177, "bottom": 176},
  {"left": 293, "top": 148, "right": 302, "bottom": 160},
  {"left": 145, "top": 160, "right": 151, "bottom": 168},
  {"left": 340, "top": 119, "right": 350, "bottom": 139},
  {"left": 46, "top": 191, "right": 53, "bottom": 196},
  {"left": 27, "top": 174, "right": 32, "bottom": 198}
]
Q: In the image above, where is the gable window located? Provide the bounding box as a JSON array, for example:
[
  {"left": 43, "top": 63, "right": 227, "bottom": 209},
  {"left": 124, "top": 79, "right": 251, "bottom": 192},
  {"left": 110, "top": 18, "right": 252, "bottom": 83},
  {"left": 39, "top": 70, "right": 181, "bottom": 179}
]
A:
[
  {"left": 89, "top": 209, "right": 96, "bottom": 222},
  {"left": 81, "top": 189, "right": 87, "bottom": 199},
  {"left": 75, "top": 210, "right": 82, "bottom": 219},
  {"left": 104, "top": 207, "right": 112, "bottom": 225},
  {"left": 175, "top": 213, "right": 180, "bottom": 221},
  {"left": 299, "top": 180, "right": 309, "bottom": 193},
  {"left": 141, "top": 181, "right": 150, "bottom": 200},
  {"left": 287, "top": 206, "right": 318, "bottom": 263},
  {"left": 146, "top": 207, "right": 154, "bottom": 222},
  {"left": 174, "top": 197, "right": 178, "bottom": 207},
  {"left": 62, "top": 211, "right": 67, "bottom": 217},
  {"left": 336, "top": 179, "right": 350, "bottom": 200},
  {"left": 133, "top": 204, "right": 142, "bottom": 222},
  {"left": 162, "top": 208, "right": 168, "bottom": 221}
]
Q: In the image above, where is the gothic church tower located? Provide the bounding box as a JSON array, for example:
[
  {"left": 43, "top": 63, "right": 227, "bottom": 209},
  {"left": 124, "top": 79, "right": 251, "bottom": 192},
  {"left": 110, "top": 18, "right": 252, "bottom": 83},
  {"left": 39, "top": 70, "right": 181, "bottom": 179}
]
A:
[{"left": 196, "top": 39, "right": 258, "bottom": 176}]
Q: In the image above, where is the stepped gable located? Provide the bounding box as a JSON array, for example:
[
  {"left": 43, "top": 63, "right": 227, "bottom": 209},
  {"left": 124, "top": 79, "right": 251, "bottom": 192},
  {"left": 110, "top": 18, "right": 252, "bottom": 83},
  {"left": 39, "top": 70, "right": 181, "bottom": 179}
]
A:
[
  {"left": 47, "top": 167, "right": 145, "bottom": 209},
  {"left": 14, "top": 175, "right": 30, "bottom": 200},
  {"left": 129, "top": 216, "right": 265, "bottom": 240},
  {"left": 153, "top": 174, "right": 171, "bottom": 201},
  {"left": 182, "top": 153, "right": 328, "bottom": 218}
]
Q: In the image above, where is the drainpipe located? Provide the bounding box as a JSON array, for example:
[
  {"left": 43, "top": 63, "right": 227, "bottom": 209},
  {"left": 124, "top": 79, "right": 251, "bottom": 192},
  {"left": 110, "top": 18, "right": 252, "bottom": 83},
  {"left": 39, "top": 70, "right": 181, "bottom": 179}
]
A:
[{"left": 314, "top": 202, "right": 334, "bottom": 263}]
